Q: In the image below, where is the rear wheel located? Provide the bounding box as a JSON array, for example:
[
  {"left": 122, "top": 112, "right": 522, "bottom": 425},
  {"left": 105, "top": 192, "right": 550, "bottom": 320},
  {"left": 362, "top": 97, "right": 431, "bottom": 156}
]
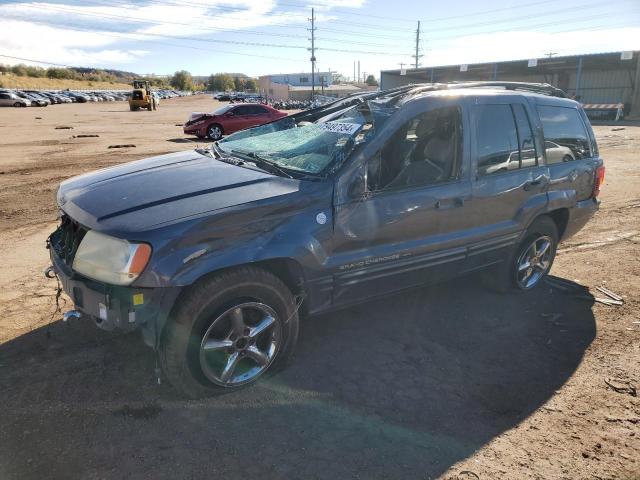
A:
[
  {"left": 13, "top": 102, "right": 23, "bottom": 107},
  {"left": 489, "top": 216, "right": 558, "bottom": 293},
  {"left": 160, "top": 266, "right": 299, "bottom": 398},
  {"left": 207, "top": 124, "right": 223, "bottom": 140}
]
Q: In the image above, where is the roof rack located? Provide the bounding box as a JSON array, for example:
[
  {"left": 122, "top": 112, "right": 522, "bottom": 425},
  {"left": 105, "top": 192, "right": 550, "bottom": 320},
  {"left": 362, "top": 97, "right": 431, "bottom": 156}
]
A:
[
  {"left": 401, "top": 81, "right": 566, "bottom": 98},
  {"left": 446, "top": 81, "right": 567, "bottom": 98}
]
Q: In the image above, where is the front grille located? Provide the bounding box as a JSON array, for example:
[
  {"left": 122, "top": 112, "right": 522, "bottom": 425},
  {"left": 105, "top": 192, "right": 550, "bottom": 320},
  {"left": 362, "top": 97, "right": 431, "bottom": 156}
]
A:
[{"left": 51, "top": 214, "right": 87, "bottom": 266}]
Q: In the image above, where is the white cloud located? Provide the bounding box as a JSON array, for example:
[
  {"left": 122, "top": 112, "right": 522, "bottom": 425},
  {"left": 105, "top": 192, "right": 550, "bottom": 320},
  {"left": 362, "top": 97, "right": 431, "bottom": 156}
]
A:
[
  {"left": 0, "top": 0, "right": 355, "bottom": 68},
  {"left": 0, "top": 19, "right": 149, "bottom": 66}
]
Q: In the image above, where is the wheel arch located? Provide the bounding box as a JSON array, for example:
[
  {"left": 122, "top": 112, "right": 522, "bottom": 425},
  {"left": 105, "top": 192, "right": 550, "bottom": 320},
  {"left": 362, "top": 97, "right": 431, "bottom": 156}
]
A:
[
  {"left": 162, "top": 257, "right": 308, "bottom": 339},
  {"left": 542, "top": 208, "right": 570, "bottom": 240}
]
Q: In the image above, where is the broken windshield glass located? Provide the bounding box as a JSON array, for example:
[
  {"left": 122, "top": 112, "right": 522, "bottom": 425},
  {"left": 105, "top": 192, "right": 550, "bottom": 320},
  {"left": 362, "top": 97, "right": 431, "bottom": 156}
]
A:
[{"left": 217, "top": 101, "right": 398, "bottom": 175}]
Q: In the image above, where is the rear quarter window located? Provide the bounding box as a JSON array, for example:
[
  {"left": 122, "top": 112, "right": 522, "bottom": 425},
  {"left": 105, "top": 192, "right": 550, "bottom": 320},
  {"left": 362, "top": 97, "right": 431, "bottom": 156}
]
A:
[{"left": 537, "top": 105, "right": 592, "bottom": 164}]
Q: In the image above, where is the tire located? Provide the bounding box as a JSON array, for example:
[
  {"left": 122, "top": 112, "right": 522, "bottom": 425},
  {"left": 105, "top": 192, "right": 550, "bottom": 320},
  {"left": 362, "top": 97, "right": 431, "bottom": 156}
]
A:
[
  {"left": 207, "top": 124, "right": 223, "bottom": 140},
  {"left": 489, "top": 216, "right": 558, "bottom": 293},
  {"left": 160, "top": 266, "right": 300, "bottom": 398},
  {"left": 13, "top": 102, "right": 23, "bottom": 108}
]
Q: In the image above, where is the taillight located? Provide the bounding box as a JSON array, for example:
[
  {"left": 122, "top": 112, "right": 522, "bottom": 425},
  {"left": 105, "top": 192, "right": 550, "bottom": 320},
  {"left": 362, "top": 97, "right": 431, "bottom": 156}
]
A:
[{"left": 593, "top": 165, "right": 605, "bottom": 197}]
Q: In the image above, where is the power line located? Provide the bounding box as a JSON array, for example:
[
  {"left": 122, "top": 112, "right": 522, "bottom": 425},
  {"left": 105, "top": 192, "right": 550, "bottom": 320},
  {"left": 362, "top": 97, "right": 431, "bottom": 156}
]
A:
[
  {"left": 0, "top": 16, "right": 308, "bottom": 63},
  {"left": 0, "top": 54, "right": 75, "bottom": 68}
]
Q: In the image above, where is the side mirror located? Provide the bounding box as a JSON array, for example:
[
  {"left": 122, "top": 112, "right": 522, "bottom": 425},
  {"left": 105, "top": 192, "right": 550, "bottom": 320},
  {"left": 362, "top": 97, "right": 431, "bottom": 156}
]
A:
[
  {"left": 225, "top": 111, "right": 234, "bottom": 117},
  {"left": 348, "top": 175, "right": 366, "bottom": 198}
]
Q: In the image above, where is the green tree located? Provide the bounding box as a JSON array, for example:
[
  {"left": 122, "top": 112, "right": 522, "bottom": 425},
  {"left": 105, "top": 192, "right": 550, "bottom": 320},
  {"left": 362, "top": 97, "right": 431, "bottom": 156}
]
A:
[
  {"left": 365, "top": 74, "right": 378, "bottom": 86},
  {"left": 233, "top": 76, "right": 245, "bottom": 92},
  {"left": 208, "top": 73, "right": 234, "bottom": 92},
  {"left": 244, "top": 78, "right": 258, "bottom": 92},
  {"left": 170, "top": 70, "right": 193, "bottom": 90}
]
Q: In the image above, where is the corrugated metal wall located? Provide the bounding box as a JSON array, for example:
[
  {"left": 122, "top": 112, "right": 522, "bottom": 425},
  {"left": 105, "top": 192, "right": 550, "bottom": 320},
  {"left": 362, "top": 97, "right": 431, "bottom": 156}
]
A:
[
  {"left": 568, "top": 69, "right": 634, "bottom": 103},
  {"left": 381, "top": 54, "right": 638, "bottom": 107}
]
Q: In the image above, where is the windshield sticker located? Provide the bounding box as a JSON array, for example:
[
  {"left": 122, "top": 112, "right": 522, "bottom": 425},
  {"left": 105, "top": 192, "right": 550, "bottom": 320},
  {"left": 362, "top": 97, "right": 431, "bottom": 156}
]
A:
[{"left": 319, "top": 122, "right": 361, "bottom": 135}]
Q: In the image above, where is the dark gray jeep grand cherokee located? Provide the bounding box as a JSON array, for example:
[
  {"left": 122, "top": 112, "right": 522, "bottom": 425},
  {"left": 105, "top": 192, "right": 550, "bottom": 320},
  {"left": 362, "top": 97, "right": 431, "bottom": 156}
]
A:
[{"left": 47, "top": 82, "right": 604, "bottom": 397}]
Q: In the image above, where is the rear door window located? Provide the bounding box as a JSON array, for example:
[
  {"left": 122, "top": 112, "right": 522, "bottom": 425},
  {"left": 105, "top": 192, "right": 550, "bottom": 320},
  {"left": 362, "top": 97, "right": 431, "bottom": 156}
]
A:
[
  {"left": 475, "top": 105, "right": 519, "bottom": 176},
  {"left": 537, "top": 105, "right": 591, "bottom": 163},
  {"left": 234, "top": 106, "right": 252, "bottom": 116}
]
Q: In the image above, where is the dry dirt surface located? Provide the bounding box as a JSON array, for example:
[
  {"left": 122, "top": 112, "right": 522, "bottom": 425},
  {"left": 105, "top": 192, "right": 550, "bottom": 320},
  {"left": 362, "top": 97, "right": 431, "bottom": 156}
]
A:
[{"left": 0, "top": 97, "right": 638, "bottom": 480}]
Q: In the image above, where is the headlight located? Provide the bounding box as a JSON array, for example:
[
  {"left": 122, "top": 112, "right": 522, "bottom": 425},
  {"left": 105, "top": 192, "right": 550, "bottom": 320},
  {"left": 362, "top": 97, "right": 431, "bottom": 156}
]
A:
[{"left": 72, "top": 230, "right": 152, "bottom": 286}]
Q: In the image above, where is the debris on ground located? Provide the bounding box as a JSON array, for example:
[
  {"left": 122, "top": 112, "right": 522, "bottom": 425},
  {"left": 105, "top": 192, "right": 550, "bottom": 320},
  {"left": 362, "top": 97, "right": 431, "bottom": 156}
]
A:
[
  {"left": 54, "top": 126, "right": 73, "bottom": 129},
  {"left": 604, "top": 378, "right": 637, "bottom": 397},
  {"left": 611, "top": 127, "right": 625, "bottom": 131},
  {"left": 108, "top": 144, "right": 136, "bottom": 149},
  {"left": 73, "top": 134, "right": 100, "bottom": 138},
  {"left": 595, "top": 286, "right": 623, "bottom": 302},
  {"left": 35, "top": 117, "right": 42, "bottom": 120}
]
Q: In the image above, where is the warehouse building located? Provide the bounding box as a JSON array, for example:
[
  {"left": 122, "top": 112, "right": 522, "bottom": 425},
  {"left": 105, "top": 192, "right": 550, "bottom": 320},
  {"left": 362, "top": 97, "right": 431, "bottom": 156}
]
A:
[
  {"left": 258, "top": 72, "right": 369, "bottom": 101},
  {"left": 380, "top": 51, "right": 640, "bottom": 118}
]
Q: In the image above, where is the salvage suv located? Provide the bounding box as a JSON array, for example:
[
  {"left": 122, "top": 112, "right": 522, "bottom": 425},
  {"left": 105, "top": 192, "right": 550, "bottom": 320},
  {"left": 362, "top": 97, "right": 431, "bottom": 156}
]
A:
[{"left": 47, "top": 82, "right": 604, "bottom": 398}]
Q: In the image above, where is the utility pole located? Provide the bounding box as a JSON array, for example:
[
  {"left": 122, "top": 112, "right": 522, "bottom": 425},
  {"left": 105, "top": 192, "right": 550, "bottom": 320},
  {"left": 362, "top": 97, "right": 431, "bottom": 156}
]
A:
[
  {"left": 353, "top": 61, "right": 356, "bottom": 83},
  {"left": 308, "top": 8, "right": 317, "bottom": 101},
  {"left": 357, "top": 60, "right": 360, "bottom": 83},
  {"left": 412, "top": 21, "right": 423, "bottom": 69},
  {"left": 545, "top": 52, "right": 557, "bottom": 58}
]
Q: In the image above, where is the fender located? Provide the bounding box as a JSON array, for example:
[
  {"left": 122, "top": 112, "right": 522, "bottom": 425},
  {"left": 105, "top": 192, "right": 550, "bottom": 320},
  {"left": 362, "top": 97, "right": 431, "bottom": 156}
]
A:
[{"left": 134, "top": 181, "right": 334, "bottom": 291}]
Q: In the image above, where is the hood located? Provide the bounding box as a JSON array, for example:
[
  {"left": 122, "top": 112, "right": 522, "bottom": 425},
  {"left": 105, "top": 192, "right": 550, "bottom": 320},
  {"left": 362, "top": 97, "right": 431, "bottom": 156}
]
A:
[
  {"left": 58, "top": 150, "right": 301, "bottom": 232},
  {"left": 185, "top": 112, "right": 214, "bottom": 126}
]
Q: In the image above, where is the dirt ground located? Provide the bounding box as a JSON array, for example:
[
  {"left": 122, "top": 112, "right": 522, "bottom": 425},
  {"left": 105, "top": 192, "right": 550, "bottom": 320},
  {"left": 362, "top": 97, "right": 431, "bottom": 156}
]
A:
[{"left": 0, "top": 96, "right": 638, "bottom": 480}]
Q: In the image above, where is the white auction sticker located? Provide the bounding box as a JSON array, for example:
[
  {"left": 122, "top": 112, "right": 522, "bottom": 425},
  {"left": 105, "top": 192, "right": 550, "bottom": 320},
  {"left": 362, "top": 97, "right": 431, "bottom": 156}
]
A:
[{"left": 318, "top": 122, "right": 361, "bottom": 135}]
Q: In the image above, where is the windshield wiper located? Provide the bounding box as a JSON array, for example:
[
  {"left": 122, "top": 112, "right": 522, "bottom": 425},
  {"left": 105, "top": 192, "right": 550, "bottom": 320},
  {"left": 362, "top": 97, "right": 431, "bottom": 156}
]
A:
[{"left": 231, "top": 150, "right": 294, "bottom": 179}]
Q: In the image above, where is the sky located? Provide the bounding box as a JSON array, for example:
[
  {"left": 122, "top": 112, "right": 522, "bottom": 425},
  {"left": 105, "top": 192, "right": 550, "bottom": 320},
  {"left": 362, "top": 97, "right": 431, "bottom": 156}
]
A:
[{"left": 0, "top": 0, "right": 639, "bottom": 80}]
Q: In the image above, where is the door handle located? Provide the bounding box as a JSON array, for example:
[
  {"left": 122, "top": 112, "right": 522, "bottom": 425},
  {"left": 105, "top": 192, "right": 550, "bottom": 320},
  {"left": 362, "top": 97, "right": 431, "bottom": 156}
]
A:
[{"left": 524, "top": 175, "right": 549, "bottom": 191}]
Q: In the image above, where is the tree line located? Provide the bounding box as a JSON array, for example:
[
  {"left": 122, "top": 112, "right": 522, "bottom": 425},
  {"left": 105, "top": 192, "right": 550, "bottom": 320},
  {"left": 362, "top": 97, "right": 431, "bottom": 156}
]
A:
[
  {"left": 0, "top": 64, "right": 259, "bottom": 92},
  {"left": 168, "top": 71, "right": 258, "bottom": 92}
]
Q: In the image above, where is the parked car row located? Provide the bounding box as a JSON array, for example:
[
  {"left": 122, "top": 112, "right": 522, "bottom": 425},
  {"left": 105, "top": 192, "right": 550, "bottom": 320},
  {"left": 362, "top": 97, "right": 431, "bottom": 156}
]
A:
[
  {"left": 0, "top": 88, "right": 196, "bottom": 107},
  {"left": 0, "top": 89, "right": 130, "bottom": 107},
  {"left": 157, "top": 89, "right": 195, "bottom": 100}
]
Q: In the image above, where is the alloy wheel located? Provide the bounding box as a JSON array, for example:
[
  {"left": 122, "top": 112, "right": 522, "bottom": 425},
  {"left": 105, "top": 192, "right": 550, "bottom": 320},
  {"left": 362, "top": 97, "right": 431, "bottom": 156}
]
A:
[
  {"left": 199, "top": 302, "right": 281, "bottom": 387},
  {"left": 515, "top": 235, "right": 553, "bottom": 289},
  {"left": 208, "top": 126, "right": 222, "bottom": 140}
]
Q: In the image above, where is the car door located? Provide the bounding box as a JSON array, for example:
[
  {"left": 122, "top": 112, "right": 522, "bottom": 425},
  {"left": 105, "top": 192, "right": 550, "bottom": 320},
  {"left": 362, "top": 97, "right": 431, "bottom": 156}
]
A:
[
  {"left": 330, "top": 101, "right": 474, "bottom": 305},
  {"left": 0, "top": 93, "right": 11, "bottom": 106},
  {"left": 535, "top": 102, "right": 601, "bottom": 204},
  {"left": 245, "top": 105, "right": 272, "bottom": 128},
  {"left": 461, "top": 96, "right": 550, "bottom": 269},
  {"left": 221, "top": 105, "right": 250, "bottom": 133}
]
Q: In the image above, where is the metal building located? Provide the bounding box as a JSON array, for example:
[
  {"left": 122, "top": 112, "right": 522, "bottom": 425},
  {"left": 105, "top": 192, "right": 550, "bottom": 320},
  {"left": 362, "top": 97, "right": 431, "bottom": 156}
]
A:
[{"left": 380, "top": 51, "right": 640, "bottom": 117}]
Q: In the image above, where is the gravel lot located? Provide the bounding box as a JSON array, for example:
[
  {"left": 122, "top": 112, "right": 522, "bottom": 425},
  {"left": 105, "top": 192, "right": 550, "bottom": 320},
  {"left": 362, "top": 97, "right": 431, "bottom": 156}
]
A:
[{"left": 0, "top": 96, "right": 638, "bottom": 479}]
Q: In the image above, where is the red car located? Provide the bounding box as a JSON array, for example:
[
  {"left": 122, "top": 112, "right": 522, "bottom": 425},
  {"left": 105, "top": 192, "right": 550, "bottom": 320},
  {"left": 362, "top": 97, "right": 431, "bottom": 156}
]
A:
[{"left": 183, "top": 103, "right": 287, "bottom": 140}]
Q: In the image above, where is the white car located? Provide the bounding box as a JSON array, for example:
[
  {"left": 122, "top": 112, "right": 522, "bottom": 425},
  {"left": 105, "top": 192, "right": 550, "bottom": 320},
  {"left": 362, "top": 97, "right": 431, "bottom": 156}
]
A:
[
  {"left": 0, "top": 91, "right": 30, "bottom": 107},
  {"left": 545, "top": 141, "right": 575, "bottom": 164}
]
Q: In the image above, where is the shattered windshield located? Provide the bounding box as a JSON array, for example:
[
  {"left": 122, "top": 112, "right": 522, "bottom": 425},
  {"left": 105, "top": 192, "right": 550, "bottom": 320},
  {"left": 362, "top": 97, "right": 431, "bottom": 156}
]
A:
[{"left": 217, "top": 102, "right": 394, "bottom": 175}]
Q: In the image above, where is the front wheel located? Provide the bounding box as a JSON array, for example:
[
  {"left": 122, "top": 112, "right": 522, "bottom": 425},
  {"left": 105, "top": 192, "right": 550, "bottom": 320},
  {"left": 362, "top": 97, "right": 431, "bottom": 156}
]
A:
[
  {"left": 207, "top": 124, "right": 223, "bottom": 140},
  {"left": 160, "top": 266, "right": 299, "bottom": 398},
  {"left": 489, "top": 216, "right": 558, "bottom": 293}
]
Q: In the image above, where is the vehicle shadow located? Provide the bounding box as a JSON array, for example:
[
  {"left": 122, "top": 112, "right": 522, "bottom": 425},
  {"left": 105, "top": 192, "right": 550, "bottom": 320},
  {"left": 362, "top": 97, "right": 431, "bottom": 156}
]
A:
[{"left": 0, "top": 276, "right": 595, "bottom": 479}]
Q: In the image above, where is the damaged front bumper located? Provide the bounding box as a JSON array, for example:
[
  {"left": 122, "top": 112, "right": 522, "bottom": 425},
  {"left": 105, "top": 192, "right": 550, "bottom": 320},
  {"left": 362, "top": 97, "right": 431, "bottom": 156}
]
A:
[{"left": 47, "top": 230, "right": 181, "bottom": 348}]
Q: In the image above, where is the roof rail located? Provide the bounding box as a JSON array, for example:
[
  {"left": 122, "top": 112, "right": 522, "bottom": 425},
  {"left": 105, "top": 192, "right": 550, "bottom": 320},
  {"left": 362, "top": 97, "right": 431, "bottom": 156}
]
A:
[
  {"left": 446, "top": 81, "right": 567, "bottom": 98},
  {"left": 398, "top": 81, "right": 566, "bottom": 98}
]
